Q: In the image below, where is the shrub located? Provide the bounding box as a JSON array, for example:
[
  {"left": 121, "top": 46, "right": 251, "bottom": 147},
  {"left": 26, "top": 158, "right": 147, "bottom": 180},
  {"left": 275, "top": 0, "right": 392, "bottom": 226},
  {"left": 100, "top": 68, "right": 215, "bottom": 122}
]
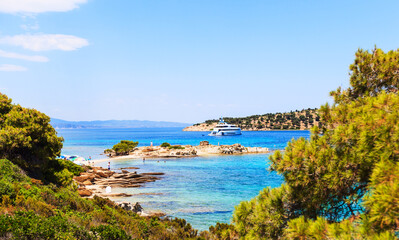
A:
[
  {"left": 44, "top": 158, "right": 83, "bottom": 186},
  {"left": 0, "top": 93, "right": 63, "bottom": 177},
  {"left": 104, "top": 149, "right": 113, "bottom": 154},
  {"left": 208, "top": 222, "right": 237, "bottom": 240},
  {"left": 112, "top": 140, "right": 138, "bottom": 155},
  {"left": 160, "top": 142, "right": 171, "bottom": 148},
  {"left": 168, "top": 145, "right": 185, "bottom": 150},
  {"left": 0, "top": 211, "right": 92, "bottom": 239},
  {"left": 91, "top": 225, "right": 131, "bottom": 240}
]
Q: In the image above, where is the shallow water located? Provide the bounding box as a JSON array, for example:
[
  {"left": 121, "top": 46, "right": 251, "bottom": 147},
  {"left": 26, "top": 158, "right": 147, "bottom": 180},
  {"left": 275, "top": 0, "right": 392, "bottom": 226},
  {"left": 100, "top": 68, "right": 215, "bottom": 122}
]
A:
[
  {"left": 106, "top": 154, "right": 282, "bottom": 230},
  {"left": 57, "top": 128, "right": 310, "bottom": 230}
]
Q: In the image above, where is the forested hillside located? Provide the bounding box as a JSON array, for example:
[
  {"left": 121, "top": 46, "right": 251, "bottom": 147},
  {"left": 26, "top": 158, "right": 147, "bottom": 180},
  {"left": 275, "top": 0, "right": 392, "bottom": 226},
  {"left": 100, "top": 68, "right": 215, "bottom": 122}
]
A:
[{"left": 185, "top": 108, "right": 321, "bottom": 131}]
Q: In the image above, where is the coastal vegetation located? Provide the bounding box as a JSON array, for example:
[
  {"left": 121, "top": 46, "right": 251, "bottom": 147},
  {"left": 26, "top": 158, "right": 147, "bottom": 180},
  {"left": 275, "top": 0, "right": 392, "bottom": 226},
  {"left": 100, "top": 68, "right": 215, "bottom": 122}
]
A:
[
  {"left": 168, "top": 145, "right": 185, "bottom": 150},
  {"left": 187, "top": 108, "right": 321, "bottom": 131},
  {"left": 0, "top": 159, "right": 200, "bottom": 239},
  {"left": 0, "top": 92, "right": 64, "bottom": 181},
  {"left": 105, "top": 140, "right": 139, "bottom": 156},
  {"left": 159, "top": 142, "right": 185, "bottom": 150},
  {"left": 160, "top": 142, "right": 171, "bottom": 147},
  {"left": 203, "top": 47, "right": 399, "bottom": 239},
  {"left": 0, "top": 93, "right": 201, "bottom": 239}
]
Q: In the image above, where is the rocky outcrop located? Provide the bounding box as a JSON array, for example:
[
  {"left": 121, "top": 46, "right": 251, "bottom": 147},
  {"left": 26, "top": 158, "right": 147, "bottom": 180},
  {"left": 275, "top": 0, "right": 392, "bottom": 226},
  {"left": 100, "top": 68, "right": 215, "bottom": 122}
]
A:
[
  {"left": 117, "top": 202, "right": 143, "bottom": 213},
  {"left": 73, "top": 167, "right": 164, "bottom": 198},
  {"left": 78, "top": 188, "right": 93, "bottom": 197},
  {"left": 116, "top": 202, "right": 166, "bottom": 217},
  {"left": 219, "top": 143, "right": 247, "bottom": 154},
  {"left": 115, "top": 202, "right": 166, "bottom": 217}
]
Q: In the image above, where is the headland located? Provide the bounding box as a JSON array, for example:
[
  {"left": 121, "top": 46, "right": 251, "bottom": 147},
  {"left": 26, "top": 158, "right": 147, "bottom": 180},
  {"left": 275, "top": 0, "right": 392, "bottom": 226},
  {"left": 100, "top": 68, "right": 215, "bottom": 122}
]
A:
[{"left": 184, "top": 109, "right": 320, "bottom": 131}]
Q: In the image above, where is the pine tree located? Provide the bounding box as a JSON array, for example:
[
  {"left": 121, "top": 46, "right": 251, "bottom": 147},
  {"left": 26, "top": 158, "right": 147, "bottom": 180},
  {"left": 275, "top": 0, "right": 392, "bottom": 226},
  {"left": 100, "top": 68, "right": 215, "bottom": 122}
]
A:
[{"left": 231, "top": 47, "right": 399, "bottom": 239}]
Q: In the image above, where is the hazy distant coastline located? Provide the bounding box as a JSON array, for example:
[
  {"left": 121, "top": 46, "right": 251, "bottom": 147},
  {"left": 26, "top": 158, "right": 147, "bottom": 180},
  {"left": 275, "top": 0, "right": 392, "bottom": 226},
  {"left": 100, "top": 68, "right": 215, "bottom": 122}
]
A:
[{"left": 51, "top": 118, "right": 191, "bottom": 129}]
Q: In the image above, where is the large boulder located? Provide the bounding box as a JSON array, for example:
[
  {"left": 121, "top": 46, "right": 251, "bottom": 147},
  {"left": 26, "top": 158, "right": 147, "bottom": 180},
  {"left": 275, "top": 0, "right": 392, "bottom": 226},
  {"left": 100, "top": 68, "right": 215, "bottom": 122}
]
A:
[
  {"left": 74, "top": 175, "right": 90, "bottom": 182},
  {"left": 83, "top": 180, "right": 92, "bottom": 185},
  {"left": 133, "top": 202, "right": 143, "bottom": 213},
  {"left": 78, "top": 189, "right": 92, "bottom": 197},
  {"left": 96, "top": 171, "right": 108, "bottom": 178}
]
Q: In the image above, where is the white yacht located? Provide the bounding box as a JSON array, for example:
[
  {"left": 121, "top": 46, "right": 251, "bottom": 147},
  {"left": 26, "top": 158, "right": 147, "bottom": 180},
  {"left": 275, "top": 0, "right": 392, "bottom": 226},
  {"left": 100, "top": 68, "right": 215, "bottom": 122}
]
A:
[{"left": 209, "top": 118, "right": 242, "bottom": 136}]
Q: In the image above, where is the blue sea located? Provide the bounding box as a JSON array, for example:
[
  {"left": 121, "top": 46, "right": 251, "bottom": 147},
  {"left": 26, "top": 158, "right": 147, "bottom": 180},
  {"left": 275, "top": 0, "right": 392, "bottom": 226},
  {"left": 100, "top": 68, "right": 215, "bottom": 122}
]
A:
[{"left": 58, "top": 128, "right": 310, "bottom": 231}]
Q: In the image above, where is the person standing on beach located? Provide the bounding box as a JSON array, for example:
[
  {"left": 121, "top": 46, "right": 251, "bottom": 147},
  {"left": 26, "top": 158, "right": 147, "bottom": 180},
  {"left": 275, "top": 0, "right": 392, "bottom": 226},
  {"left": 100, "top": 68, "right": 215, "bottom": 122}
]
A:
[
  {"left": 150, "top": 141, "right": 153, "bottom": 146},
  {"left": 107, "top": 162, "right": 110, "bottom": 170}
]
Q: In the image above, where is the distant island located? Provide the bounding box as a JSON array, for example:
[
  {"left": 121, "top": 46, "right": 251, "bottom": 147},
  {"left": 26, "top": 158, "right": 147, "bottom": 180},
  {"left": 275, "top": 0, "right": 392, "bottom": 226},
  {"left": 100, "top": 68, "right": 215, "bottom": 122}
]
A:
[
  {"left": 184, "top": 108, "right": 320, "bottom": 131},
  {"left": 51, "top": 118, "right": 191, "bottom": 129}
]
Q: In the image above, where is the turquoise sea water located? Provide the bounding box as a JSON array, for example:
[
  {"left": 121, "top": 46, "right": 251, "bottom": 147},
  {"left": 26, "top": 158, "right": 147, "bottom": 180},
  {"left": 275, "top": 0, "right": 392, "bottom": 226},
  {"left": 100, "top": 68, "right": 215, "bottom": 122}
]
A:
[{"left": 57, "top": 128, "right": 310, "bottom": 231}]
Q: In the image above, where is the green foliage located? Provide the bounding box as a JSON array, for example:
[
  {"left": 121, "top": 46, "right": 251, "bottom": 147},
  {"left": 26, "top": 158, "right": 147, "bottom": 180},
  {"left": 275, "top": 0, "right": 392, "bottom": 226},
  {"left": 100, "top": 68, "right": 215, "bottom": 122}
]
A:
[
  {"left": 206, "top": 223, "right": 237, "bottom": 240},
  {"left": 44, "top": 158, "right": 84, "bottom": 186},
  {"left": 112, "top": 140, "right": 138, "bottom": 155},
  {"left": 227, "top": 47, "right": 399, "bottom": 240},
  {"left": 0, "top": 211, "right": 92, "bottom": 239},
  {"left": 272, "top": 91, "right": 397, "bottom": 221},
  {"left": 0, "top": 93, "right": 12, "bottom": 120},
  {"left": 233, "top": 185, "right": 290, "bottom": 239},
  {"left": 331, "top": 47, "right": 399, "bottom": 103},
  {"left": 168, "top": 218, "right": 199, "bottom": 239},
  {"left": 91, "top": 225, "right": 131, "bottom": 240},
  {"left": 283, "top": 216, "right": 398, "bottom": 240},
  {"left": 0, "top": 158, "right": 29, "bottom": 182},
  {"left": 0, "top": 92, "right": 63, "bottom": 179},
  {"left": 363, "top": 160, "right": 399, "bottom": 231},
  {"left": 104, "top": 148, "right": 113, "bottom": 153},
  {"left": 0, "top": 159, "right": 202, "bottom": 239},
  {"left": 55, "top": 158, "right": 84, "bottom": 176},
  {"left": 161, "top": 142, "right": 171, "bottom": 147},
  {"left": 168, "top": 145, "right": 185, "bottom": 150}
]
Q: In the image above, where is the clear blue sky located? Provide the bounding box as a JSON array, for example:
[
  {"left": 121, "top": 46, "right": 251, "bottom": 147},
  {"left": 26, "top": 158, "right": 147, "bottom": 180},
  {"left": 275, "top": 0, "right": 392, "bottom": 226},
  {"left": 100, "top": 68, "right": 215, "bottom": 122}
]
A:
[{"left": 1, "top": 0, "right": 398, "bottom": 123}]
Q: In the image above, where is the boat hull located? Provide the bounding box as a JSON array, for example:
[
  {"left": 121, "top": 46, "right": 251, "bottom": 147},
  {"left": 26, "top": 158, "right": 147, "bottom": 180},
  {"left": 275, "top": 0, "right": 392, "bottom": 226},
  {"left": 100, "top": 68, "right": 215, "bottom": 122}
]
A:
[{"left": 208, "top": 129, "right": 242, "bottom": 136}]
